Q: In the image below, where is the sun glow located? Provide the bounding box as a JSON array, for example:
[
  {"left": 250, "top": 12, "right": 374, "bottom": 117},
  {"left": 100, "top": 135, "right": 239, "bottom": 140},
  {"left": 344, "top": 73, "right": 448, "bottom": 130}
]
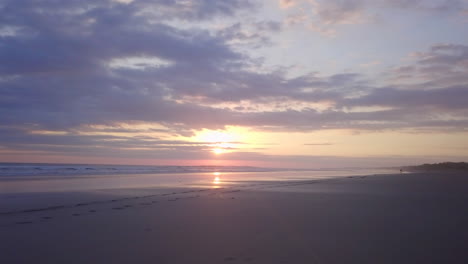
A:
[
  {"left": 212, "top": 148, "right": 226, "bottom": 155},
  {"left": 194, "top": 128, "right": 244, "bottom": 154},
  {"left": 197, "top": 130, "right": 238, "bottom": 143}
]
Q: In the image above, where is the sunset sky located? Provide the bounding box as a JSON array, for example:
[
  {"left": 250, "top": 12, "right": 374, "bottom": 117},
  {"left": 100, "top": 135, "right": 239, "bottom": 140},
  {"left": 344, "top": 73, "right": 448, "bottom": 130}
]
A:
[{"left": 1, "top": 0, "right": 468, "bottom": 168}]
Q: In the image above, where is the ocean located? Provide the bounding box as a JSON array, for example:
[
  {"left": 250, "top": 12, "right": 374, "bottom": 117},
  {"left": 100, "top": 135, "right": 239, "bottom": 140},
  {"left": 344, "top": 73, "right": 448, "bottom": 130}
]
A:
[
  {"left": 0, "top": 163, "right": 277, "bottom": 177},
  {"left": 0, "top": 163, "right": 397, "bottom": 194}
]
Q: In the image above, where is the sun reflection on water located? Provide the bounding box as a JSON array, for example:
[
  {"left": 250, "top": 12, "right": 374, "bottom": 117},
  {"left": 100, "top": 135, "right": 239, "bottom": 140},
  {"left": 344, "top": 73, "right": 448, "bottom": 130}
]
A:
[{"left": 212, "top": 172, "right": 221, "bottom": 187}]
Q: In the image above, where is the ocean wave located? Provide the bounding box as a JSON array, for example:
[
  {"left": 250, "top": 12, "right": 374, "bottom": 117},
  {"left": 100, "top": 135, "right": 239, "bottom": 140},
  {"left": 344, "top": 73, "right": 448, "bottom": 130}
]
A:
[{"left": 0, "top": 163, "right": 279, "bottom": 177}]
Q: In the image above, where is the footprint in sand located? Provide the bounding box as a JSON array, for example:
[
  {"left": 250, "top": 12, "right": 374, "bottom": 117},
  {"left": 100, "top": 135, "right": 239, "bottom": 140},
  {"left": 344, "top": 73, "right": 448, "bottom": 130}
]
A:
[{"left": 224, "top": 256, "right": 237, "bottom": 262}]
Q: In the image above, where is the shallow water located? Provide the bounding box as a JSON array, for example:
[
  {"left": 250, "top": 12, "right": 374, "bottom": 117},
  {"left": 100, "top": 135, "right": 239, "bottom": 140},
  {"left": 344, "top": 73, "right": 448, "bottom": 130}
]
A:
[{"left": 0, "top": 167, "right": 398, "bottom": 194}]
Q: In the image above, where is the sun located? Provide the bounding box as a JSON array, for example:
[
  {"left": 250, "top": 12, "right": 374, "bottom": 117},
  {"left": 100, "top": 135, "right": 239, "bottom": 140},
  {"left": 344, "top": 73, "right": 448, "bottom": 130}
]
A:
[
  {"left": 212, "top": 148, "right": 226, "bottom": 155},
  {"left": 194, "top": 128, "right": 244, "bottom": 155}
]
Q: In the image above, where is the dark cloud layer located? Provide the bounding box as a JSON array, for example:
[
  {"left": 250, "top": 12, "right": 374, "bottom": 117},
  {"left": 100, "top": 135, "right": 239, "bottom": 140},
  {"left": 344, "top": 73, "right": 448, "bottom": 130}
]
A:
[{"left": 1, "top": 0, "right": 468, "bottom": 159}]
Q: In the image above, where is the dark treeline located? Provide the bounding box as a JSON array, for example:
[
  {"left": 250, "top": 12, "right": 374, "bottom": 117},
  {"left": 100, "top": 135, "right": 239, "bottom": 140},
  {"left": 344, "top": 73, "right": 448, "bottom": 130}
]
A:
[{"left": 404, "top": 162, "right": 468, "bottom": 172}]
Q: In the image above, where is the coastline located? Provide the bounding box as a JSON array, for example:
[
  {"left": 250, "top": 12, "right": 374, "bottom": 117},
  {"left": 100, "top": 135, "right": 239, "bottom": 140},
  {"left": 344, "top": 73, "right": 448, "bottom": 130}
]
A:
[{"left": 2, "top": 172, "right": 468, "bottom": 263}]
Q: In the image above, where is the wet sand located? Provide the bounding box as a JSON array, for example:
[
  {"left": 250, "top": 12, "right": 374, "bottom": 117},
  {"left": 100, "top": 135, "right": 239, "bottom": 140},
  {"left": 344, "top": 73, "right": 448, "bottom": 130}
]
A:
[{"left": 1, "top": 172, "right": 468, "bottom": 263}]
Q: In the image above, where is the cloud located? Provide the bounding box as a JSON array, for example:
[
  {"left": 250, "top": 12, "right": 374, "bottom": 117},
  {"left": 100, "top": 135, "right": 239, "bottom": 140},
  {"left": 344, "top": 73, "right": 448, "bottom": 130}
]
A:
[
  {"left": 2, "top": 125, "right": 457, "bottom": 167},
  {"left": 0, "top": 125, "right": 240, "bottom": 161},
  {"left": 217, "top": 20, "right": 282, "bottom": 48},
  {"left": 279, "top": 0, "right": 297, "bottom": 9},
  {"left": 282, "top": 0, "right": 468, "bottom": 36},
  {"left": 281, "top": 0, "right": 370, "bottom": 37},
  {"left": 304, "top": 143, "right": 334, "bottom": 146},
  {"left": 343, "top": 85, "right": 468, "bottom": 111},
  {"left": 382, "top": 0, "right": 467, "bottom": 12},
  {"left": 391, "top": 43, "right": 468, "bottom": 88},
  {"left": 1, "top": 0, "right": 468, "bottom": 161},
  {"left": 313, "top": 0, "right": 368, "bottom": 25}
]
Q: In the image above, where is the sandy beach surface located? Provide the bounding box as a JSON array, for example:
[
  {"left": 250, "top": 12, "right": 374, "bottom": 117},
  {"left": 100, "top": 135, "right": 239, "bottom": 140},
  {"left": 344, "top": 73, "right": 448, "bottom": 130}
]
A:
[{"left": 1, "top": 172, "right": 468, "bottom": 264}]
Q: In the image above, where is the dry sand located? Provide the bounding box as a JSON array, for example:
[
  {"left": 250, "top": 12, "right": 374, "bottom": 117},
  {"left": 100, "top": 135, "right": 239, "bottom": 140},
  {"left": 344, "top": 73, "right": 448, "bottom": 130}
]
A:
[{"left": 1, "top": 172, "right": 468, "bottom": 263}]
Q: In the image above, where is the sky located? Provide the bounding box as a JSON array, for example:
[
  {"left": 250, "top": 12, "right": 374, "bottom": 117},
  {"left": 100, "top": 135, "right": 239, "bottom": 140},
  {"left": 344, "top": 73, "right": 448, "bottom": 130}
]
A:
[{"left": 1, "top": 0, "right": 468, "bottom": 168}]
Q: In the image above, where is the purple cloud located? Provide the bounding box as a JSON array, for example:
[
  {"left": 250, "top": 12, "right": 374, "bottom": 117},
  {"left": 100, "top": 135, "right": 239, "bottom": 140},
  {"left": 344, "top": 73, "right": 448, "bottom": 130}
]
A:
[{"left": 0, "top": 0, "right": 468, "bottom": 161}]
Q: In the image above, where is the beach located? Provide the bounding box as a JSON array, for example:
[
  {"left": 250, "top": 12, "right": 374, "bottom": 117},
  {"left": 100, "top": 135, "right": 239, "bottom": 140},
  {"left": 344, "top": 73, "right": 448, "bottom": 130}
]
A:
[{"left": 1, "top": 172, "right": 468, "bottom": 264}]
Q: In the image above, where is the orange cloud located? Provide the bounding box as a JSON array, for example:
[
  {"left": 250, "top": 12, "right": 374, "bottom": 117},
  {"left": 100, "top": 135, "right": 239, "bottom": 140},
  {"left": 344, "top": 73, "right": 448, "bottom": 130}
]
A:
[{"left": 280, "top": 0, "right": 296, "bottom": 9}]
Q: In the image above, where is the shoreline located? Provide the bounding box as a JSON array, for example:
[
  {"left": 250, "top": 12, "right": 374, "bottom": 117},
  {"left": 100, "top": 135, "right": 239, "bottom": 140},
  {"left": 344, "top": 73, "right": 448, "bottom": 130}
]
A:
[
  {"left": 2, "top": 172, "right": 468, "bottom": 263},
  {"left": 0, "top": 171, "right": 394, "bottom": 215}
]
